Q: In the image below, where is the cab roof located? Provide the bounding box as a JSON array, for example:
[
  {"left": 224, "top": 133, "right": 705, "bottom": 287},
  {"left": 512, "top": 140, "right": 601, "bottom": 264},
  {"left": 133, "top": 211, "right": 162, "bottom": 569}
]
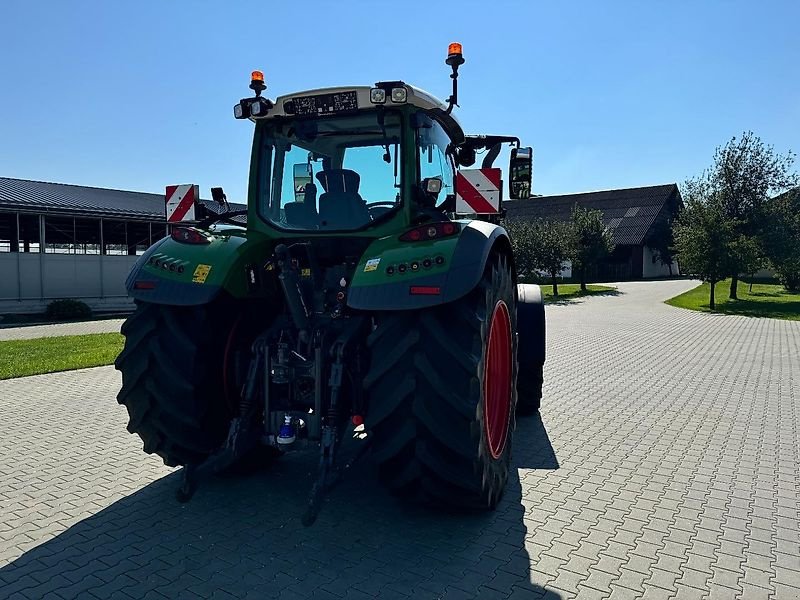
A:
[{"left": 260, "top": 84, "right": 465, "bottom": 144}]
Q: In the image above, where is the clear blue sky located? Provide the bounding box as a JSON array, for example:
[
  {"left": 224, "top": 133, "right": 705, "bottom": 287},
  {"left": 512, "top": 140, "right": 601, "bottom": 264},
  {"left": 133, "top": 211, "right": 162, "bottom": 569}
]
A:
[{"left": 1, "top": 1, "right": 798, "bottom": 201}]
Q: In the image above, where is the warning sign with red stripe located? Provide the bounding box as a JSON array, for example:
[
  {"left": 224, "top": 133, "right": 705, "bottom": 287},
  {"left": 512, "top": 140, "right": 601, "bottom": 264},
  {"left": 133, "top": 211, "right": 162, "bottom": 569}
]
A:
[
  {"left": 165, "top": 184, "right": 199, "bottom": 223},
  {"left": 455, "top": 168, "right": 502, "bottom": 214}
]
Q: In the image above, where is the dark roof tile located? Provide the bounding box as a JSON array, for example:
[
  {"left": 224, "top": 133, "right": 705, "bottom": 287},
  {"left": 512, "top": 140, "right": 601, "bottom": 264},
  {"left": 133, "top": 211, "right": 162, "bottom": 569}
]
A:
[
  {"left": 504, "top": 183, "right": 679, "bottom": 246},
  {"left": 0, "top": 177, "right": 246, "bottom": 221}
]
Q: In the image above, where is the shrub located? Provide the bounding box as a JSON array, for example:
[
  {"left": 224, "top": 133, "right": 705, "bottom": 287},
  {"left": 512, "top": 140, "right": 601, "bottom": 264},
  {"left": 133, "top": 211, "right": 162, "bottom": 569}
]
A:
[
  {"left": 777, "top": 268, "right": 800, "bottom": 293},
  {"left": 46, "top": 299, "right": 92, "bottom": 321}
]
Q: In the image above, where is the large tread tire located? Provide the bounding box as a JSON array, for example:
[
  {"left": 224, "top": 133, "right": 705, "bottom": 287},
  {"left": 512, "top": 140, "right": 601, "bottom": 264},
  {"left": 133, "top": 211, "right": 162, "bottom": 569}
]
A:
[
  {"left": 115, "top": 301, "right": 235, "bottom": 467},
  {"left": 365, "top": 255, "right": 518, "bottom": 509}
]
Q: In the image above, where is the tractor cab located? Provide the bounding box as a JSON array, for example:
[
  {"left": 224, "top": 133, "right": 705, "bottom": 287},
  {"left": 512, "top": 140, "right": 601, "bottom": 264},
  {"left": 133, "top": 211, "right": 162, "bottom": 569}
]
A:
[
  {"left": 232, "top": 45, "right": 532, "bottom": 236},
  {"left": 244, "top": 87, "right": 450, "bottom": 232}
]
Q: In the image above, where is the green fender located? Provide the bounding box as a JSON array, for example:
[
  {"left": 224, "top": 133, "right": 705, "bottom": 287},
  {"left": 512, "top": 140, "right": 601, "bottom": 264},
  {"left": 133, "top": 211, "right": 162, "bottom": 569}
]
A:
[
  {"left": 347, "top": 220, "right": 513, "bottom": 310},
  {"left": 125, "top": 226, "right": 272, "bottom": 306}
]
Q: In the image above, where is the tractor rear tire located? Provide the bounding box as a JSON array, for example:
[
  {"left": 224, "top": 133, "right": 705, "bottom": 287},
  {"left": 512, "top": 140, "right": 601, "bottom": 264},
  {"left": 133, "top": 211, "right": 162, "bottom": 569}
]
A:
[
  {"left": 365, "top": 255, "right": 518, "bottom": 509},
  {"left": 115, "top": 301, "right": 234, "bottom": 467}
]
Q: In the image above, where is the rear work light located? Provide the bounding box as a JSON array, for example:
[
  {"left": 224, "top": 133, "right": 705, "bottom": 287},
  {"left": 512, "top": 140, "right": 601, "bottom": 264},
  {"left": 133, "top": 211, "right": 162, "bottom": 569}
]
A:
[
  {"left": 171, "top": 227, "right": 211, "bottom": 244},
  {"left": 399, "top": 222, "right": 460, "bottom": 242}
]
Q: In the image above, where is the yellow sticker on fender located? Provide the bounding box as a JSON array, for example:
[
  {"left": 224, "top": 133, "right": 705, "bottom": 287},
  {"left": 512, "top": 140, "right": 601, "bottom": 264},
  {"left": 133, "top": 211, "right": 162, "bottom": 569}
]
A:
[
  {"left": 192, "top": 264, "right": 212, "bottom": 283},
  {"left": 364, "top": 258, "right": 381, "bottom": 272}
]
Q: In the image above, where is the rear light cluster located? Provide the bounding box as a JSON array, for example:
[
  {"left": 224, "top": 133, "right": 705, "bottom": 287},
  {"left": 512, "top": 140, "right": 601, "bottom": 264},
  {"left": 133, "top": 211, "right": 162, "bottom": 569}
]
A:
[
  {"left": 386, "top": 255, "right": 445, "bottom": 276},
  {"left": 399, "top": 222, "right": 459, "bottom": 242},
  {"left": 171, "top": 226, "right": 211, "bottom": 244}
]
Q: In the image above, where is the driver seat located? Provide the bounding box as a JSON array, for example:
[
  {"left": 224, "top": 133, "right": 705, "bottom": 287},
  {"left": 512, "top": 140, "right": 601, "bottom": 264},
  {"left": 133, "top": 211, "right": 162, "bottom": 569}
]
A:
[
  {"left": 283, "top": 182, "right": 320, "bottom": 228},
  {"left": 316, "top": 169, "right": 370, "bottom": 229}
]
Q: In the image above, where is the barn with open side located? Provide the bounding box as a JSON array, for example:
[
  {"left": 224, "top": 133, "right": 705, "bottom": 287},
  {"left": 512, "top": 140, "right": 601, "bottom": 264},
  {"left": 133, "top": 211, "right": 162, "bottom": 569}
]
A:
[{"left": 0, "top": 177, "right": 241, "bottom": 314}]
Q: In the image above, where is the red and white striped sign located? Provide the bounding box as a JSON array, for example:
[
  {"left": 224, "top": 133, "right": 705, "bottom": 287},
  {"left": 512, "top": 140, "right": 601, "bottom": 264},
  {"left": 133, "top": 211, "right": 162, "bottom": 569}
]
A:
[
  {"left": 455, "top": 168, "right": 502, "bottom": 214},
  {"left": 165, "top": 184, "right": 199, "bottom": 223}
]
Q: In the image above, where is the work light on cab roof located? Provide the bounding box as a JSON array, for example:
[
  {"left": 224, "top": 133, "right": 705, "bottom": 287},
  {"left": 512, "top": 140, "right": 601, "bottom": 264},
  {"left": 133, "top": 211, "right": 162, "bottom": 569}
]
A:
[{"left": 233, "top": 69, "right": 273, "bottom": 119}]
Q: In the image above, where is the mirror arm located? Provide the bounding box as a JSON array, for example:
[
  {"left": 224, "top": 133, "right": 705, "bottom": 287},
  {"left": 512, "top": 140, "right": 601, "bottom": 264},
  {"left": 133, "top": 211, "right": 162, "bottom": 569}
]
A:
[{"left": 481, "top": 143, "right": 502, "bottom": 169}]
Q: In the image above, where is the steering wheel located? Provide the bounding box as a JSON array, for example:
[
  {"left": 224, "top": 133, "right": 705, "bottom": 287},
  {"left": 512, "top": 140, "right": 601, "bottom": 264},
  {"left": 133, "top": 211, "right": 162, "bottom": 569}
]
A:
[{"left": 366, "top": 201, "right": 397, "bottom": 218}]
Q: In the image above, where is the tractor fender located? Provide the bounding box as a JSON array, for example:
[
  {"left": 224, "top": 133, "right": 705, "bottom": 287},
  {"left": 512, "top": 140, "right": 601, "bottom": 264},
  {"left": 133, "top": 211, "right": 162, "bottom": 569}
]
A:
[
  {"left": 517, "top": 283, "right": 546, "bottom": 366},
  {"left": 347, "top": 220, "right": 512, "bottom": 310},
  {"left": 446, "top": 219, "right": 514, "bottom": 299},
  {"left": 125, "top": 228, "right": 268, "bottom": 306}
]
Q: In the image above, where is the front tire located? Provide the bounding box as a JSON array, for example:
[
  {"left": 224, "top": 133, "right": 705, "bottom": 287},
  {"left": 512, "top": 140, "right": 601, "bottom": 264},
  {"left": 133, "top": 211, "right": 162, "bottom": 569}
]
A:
[{"left": 365, "top": 255, "right": 518, "bottom": 509}]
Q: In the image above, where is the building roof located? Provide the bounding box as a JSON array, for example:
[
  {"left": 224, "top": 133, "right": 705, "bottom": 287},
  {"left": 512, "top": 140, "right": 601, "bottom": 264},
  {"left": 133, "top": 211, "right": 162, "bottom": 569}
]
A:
[
  {"left": 0, "top": 177, "right": 246, "bottom": 221},
  {"left": 503, "top": 183, "right": 680, "bottom": 246}
]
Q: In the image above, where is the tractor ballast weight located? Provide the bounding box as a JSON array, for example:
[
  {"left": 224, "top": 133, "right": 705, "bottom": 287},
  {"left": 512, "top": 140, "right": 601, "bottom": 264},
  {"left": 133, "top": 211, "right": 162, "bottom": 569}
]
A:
[{"left": 115, "top": 44, "right": 546, "bottom": 523}]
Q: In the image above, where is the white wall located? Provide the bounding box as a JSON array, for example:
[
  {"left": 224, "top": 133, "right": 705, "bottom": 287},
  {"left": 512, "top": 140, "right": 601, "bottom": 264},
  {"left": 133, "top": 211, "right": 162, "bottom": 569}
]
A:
[
  {"left": 0, "top": 253, "right": 137, "bottom": 313},
  {"left": 534, "top": 260, "right": 572, "bottom": 279},
  {"left": 643, "top": 246, "right": 679, "bottom": 278}
]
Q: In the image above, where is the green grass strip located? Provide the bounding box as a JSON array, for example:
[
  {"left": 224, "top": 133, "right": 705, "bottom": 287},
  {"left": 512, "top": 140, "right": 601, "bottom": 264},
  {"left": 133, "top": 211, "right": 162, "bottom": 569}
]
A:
[
  {"left": 666, "top": 279, "right": 800, "bottom": 321},
  {"left": 0, "top": 333, "right": 124, "bottom": 380}
]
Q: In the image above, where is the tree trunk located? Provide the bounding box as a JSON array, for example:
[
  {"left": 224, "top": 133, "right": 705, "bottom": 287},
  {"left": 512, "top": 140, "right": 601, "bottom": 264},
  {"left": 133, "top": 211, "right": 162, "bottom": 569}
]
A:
[
  {"left": 551, "top": 273, "right": 558, "bottom": 297},
  {"left": 580, "top": 267, "right": 587, "bottom": 292},
  {"left": 729, "top": 274, "right": 738, "bottom": 300},
  {"left": 667, "top": 263, "right": 673, "bottom": 277},
  {"left": 710, "top": 279, "right": 716, "bottom": 310}
]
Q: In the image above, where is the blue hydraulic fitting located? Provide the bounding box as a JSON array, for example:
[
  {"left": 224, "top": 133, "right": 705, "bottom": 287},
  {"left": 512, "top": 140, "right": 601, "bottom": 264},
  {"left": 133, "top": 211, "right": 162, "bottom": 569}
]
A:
[{"left": 277, "top": 414, "right": 296, "bottom": 445}]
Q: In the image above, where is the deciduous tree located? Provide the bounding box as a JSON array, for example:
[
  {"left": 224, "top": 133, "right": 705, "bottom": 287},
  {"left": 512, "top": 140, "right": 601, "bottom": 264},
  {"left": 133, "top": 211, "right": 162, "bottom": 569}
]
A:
[
  {"left": 506, "top": 219, "right": 573, "bottom": 295},
  {"left": 761, "top": 189, "right": 800, "bottom": 292},
  {"left": 647, "top": 218, "right": 676, "bottom": 276},
  {"left": 673, "top": 179, "right": 736, "bottom": 309},
  {"left": 569, "top": 206, "right": 614, "bottom": 292},
  {"left": 709, "top": 132, "right": 798, "bottom": 299}
]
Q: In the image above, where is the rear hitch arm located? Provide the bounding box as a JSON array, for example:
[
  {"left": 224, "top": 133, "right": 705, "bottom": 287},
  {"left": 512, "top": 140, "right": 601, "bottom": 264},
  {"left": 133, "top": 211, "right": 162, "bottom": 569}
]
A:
[
  {"left": 301, "top": 318, "right": 366, "bottom": 526},
  {"left": 176, "top": 338, "right": 270, "bottom": 503},
  {"left": 302, "top": 343, "right": 346, "bottom": 526}
]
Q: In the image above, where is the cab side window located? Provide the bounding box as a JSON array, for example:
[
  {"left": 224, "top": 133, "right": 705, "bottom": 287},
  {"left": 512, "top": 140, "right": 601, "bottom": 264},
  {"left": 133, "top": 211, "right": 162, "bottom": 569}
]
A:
[{"left": 417, "top": 121, "right": 454, "bottom": 204}]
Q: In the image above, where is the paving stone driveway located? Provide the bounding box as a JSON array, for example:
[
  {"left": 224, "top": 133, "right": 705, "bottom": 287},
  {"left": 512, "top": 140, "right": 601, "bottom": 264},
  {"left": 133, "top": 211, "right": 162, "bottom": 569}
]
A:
[{"left": 0, "top": 280, "right": 798, "bottom": 599}]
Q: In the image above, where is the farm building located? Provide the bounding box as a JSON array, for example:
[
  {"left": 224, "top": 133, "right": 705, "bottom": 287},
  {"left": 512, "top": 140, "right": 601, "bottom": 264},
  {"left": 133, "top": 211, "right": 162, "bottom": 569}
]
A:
[
  {"left": 503, "top": 183, "right": 682, "bottom": 280},
  {"left": 0, "top": 177, "right": 242, "bottom": 314}
]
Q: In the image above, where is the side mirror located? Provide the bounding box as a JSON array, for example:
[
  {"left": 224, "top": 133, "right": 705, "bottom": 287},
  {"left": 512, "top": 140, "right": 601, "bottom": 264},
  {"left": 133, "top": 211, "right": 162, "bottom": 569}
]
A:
[
  {"left": 210, "top": 186, "right": 226, "bottom": 206},
  {"left": 509, "top": 147, "right": 532, "bottom": 199}
]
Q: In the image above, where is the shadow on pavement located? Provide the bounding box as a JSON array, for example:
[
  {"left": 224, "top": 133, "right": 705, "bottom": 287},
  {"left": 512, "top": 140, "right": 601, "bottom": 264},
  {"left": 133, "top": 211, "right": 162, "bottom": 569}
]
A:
[
  {"left": 0, "top": 414, "right": 561, "bottom": 599},
  {"left": 546, "top": 287, "right": 622, "bottom": 306}
]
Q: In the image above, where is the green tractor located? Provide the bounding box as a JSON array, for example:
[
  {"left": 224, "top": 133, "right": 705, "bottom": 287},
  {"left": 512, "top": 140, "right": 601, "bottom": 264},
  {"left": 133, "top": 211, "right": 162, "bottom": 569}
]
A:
[{"left": 115, "top": 44, "right": 545, "bottom": 524}]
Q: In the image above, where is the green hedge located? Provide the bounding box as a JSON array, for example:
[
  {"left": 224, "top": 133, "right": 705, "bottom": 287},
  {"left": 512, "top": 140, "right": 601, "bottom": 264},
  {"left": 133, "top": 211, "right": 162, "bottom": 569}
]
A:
[{"left": 45, "top": 299, "right": 92, "bottom": 321}]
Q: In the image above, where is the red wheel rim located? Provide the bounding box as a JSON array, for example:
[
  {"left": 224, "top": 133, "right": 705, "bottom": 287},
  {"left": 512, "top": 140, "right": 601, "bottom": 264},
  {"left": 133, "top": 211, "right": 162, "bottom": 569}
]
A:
[{"left": 483, "top": 300, "right": 512, "bottom": 460}]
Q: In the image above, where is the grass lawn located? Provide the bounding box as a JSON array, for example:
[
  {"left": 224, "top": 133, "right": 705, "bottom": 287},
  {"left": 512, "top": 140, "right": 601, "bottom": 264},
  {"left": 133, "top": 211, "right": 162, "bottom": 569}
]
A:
[
  {"left": 541, "top": 284, "right": 617, "bottom": 303},
  {"left": 0, "top": 333, "right": 124, "bottom": 380},
  {"left": 666, "top": 279, "right": 800, "bottom": 321}
]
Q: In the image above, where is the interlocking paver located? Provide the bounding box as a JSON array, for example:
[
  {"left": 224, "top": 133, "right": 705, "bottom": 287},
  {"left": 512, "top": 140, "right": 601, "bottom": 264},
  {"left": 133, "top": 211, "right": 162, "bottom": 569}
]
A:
[{"left": 1, "top": 279, "right": 798, "bottom": 600}]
